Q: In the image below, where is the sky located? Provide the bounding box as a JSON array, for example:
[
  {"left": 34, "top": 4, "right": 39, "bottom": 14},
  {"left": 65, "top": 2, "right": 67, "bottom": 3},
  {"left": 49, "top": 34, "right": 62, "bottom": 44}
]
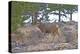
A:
[
  {"left": 48, "top": 12, "right": 78, "bottom": 22},
  {"left": 72, "top": 13, "right": 78, "bottom": 22},
  {"left": 23, "top": 12, "right": 78, "bottom": 23}
]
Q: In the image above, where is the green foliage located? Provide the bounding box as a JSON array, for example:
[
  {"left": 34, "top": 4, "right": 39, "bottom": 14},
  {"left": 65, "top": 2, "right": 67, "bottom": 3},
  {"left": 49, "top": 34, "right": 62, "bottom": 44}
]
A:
[
  {"left": 11, "top": 1, "right": 78, "bottom": 32},
  {"left": 48, "top": 4, "right": 78, "bottom": 21},
  {"left": 11, "top": 1, "right": 40, "bottom": 32},
  {"left": 63, "top": 5, "right": 78, "bottom": 13},
  {"left": 48, "top": 4, "right": 58, "bottom": 11},
  {"left": 48, "top": 4, "right": 78, "bottom": 12}
]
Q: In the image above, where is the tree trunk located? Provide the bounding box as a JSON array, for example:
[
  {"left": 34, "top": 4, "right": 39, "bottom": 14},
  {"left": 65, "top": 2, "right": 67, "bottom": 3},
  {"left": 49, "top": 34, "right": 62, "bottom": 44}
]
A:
[
  {"left": 58, "top": 10, "right": 61, "bottom": 22},
  {"left": 32, "top": 12, "right": 37, "bottom": 25},
  {"left": 70, "top": 10, "right": 73, "bottom": 21},
  {"left": 70, "top": 13, "right": 72, "bottom": 21},
  {"left": 32, "top": 14, "right": 34, "bottom": 25}
]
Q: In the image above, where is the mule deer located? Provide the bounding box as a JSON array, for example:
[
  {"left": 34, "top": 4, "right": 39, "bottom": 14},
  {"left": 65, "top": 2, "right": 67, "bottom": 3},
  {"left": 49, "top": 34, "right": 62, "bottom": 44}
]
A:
[{"left": 36, "top": 22, "right": 60, "bottom": 36}]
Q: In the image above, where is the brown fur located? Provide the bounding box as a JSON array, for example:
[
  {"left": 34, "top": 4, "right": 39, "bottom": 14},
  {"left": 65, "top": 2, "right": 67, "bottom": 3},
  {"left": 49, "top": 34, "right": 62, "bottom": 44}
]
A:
[{"left": 37, "top": 23, "right": 59, "bottom": 36}]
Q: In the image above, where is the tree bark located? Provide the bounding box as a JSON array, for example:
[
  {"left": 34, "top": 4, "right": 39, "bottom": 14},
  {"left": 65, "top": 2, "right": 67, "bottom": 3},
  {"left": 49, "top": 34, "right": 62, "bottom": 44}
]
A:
[
  {"left": 70, "top": 12, "right": 72, "bottom": 21},
  {"left": 32, "top": 12, "right": 38, "bottom": 25},
  {"left": 32, "top": 13, "right": 34, "bottom": 25},
  {"left": 58, "top": 10, "right": 61, "bottom": 22}
]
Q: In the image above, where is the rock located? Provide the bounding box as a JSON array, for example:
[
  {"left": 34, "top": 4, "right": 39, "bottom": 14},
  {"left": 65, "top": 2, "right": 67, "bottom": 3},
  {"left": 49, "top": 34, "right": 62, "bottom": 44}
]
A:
[
  {"left": 41, "top": 34, "right": 55, "bottom": 43},
  {"left": 15, "top": 26, "right": 44, "bottom": 45},
  {"left": 11, "top": 21, "right": 78, "bottom": 52},
  {"left": 53, "top": 43, "right": 77, "bottom": 50},
  {"left": 26, "top": 43, "right": 55, "bottom": 51},
  {"left": 63, "top": 25, "right": 77, "bottom": 43}
]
